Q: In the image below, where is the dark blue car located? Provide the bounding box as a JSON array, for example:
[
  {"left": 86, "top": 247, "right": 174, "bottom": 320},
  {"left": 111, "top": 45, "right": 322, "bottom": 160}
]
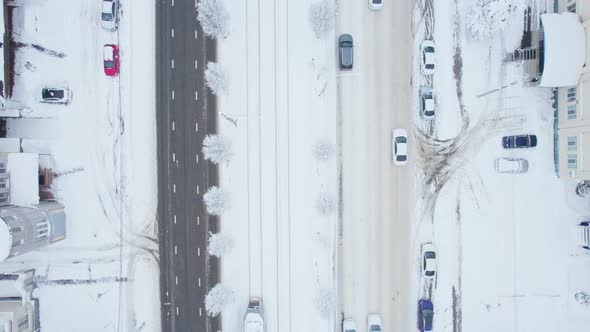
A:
[
  {"left": 418, "top": 299, "right": 433, "bottom": 332},
  {"left": 502, "top": 134, "right": 537, "bottom": 149}
]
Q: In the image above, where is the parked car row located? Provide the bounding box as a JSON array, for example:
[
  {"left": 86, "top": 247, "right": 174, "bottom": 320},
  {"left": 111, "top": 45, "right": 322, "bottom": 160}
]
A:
[
  {"left": 342, "top": 314, "right": 382, "bottom": 332},
  {"left": 494, "top": 134, "right": 537, "bottom": 174},
  {"left": 39, "top": 1, "right": 119, "bottom": 105}
]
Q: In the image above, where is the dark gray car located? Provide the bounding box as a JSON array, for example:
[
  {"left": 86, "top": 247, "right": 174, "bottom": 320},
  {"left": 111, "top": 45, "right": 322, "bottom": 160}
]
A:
[{"left": 339, "top": 34, "right": 353, "bottom": 70}]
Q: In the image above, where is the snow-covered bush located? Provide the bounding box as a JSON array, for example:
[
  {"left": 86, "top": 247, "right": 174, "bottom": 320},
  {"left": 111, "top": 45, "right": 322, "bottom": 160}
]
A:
[
  {"left": 205, "top": 283, "right": 235, "bottom": 316},
  {"left": 313, "top": 287, "right": 336, "bottom": 318},
  {"left": 316, "top": 193, "right": 336, "bottom": 216},
  {"left": 205, "top": 62, "right": 228, "bottom": 95},
  {"left": 203, "top": 186, "right": 230, "bottom": 216},
  {"left": 309, "top": 0, "right": 336, "bottom": 39},
  {"left": 197, "top": 0, "right": 230, "bottom": 39},
  {"left": 465, "top": 0, "right": 523, "bottom": 41},
  {"left": 207, "top": 232, "right": 234, "bottom": 257},
  {"left": 202, "top": 134, "right": 233, "bottom": 164},
  {"left": 312, "top": 139, "right": 335, "bottom": 162}
]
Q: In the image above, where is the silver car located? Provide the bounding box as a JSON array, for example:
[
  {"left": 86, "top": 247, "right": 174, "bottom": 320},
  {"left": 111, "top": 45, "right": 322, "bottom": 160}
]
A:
[
  {"left": 339, "top": 34, "right": 353, "bottom": 70},
  {"left": 494, "top": 157, "right": 529, "bottom": 174},
  {"left": 101, "top": 0, "right": 119, "bottom": 31}
]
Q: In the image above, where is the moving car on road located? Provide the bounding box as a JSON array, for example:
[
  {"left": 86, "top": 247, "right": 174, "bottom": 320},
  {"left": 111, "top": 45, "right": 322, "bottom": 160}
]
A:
[
  {"left": 101, "top": 0, "right": 119, "bottom": 31},
  {"left": 421, "top": 242, "right": 437, "bottom": 279},
  {"left": 342, "top": 319, "right": 358, "bottom": 332},
  {"left": 367, "top": 314, "right": 382, "bottom": 332},
  {"left": 418, "top": 299, "right": 434, "bottom": 332},
  {"left": 244, "top": 297, "right": 264, "bottom": 332},
  {"left": 392, "top": 128, "right": 408, "bottom": 166},
  {"left": 421, "top": 40, "right": 435, "bottom": 75},
  {"left": 40, "top": 87, "right": 72, "bottom": 104},
  {"left": 103, "top": 44, "right": 120, "bottom": 77},
  {"left": 494, "top": 157, "right": 528, "bottom": 174},
  {"left": 502, "top": 134, "right": 537, "bottom": 149},
  {"left": 369, "top": 0, "right": 383, "bottom": 10},
  {"left": 420, "top": 86, "right": 435, "bottom": 119},
  {"left": 339, "top": 34, "right": 354, "bottom": 70}
]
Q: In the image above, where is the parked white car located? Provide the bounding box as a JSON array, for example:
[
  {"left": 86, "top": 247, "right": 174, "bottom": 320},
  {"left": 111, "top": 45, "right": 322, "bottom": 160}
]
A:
[
  {"left": 420, "top": 86, "right": 435, "bottom": 120},
  {"left": 421, "top": 40, "right": 435, "bottom": 75},
  {"left": 343, "top": 319, "right": 358, "bottom": 332},
  {"left": 101, "top": 0, "right": 119, "bottom": 31},
  {"left": 40, "top": 87, "right": 72, "bottom": 104},
  {"left": 421, "top": 242, "right": 437, "bottom": 279},
  {"left": 392, "top": 128, "right": 408, "bottom": 166},
  {"left": 494, "top": 157, "right": 528, "bottom": 174},
  {"left": 367, "top": 314, "right": 382, "bottom": 332},
  {"left": 244, "top": 297, "right": 264, "bottom": 332},
  {"left": 369, "top": 0, "right": 383, "bottom": 10}
]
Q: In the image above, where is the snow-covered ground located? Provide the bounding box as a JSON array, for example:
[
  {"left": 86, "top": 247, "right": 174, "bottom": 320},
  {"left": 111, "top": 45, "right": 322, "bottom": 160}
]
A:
[
  {"left": 0, "top": 1, "right": 160, "bottom": 331},
  {"left": 215, "top": 0, "right": 338, "bottom": 330},
  {"left": 412, "top": 0, "right": 590, "bottom": 331}
]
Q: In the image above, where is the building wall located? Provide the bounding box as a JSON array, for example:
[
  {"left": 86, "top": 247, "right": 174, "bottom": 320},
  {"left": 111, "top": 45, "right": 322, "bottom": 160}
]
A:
[{"left": 556, "top": 0, "right": 590, "bottom": 179}]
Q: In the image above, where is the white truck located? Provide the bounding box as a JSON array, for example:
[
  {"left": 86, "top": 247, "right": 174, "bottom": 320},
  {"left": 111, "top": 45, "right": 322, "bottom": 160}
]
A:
[{"left": 244, "top": 297, "right": 264, "bottom": 332}]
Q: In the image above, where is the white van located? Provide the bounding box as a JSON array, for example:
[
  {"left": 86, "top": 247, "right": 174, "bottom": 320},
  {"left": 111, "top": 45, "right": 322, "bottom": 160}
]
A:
[
  {"left": 244, "top": 297, "right": 264, "bottom": 332},
  {"left": 578, "top": 221, "right": 590, "bottom": 250}
]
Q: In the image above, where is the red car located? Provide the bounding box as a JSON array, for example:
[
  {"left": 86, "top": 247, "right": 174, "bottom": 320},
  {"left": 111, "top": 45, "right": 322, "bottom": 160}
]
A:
[{"left": 103, "top": 44, "right": 119, "bottom": 76}]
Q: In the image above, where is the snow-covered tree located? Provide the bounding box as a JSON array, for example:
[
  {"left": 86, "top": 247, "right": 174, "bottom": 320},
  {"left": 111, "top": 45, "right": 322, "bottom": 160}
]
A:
[
  {"left": 202, "top": 134, "right": 233, "bottom": 164},
  {"left": 203, "top": 186, "right": 231, "bottom": 216},
  {"left": 197, "top": 0, "right": 230, "bottom": 39},
  {"left": 309, "top": 0, "right": 336, "bottom": 39},
  {"left": 313, "top": 287, "right": 336, "bottom": 318},
  {"left": 207, "top": 232, "right": 234, "bottom": 257},
  {"left": 205, "top": 283, "right": 235, "bottom": 316},
  {"left": 316, "top": 193, "right": 336, "bottom": 216},
  {"left": 312, "top": 139, "right": 335, "bottom": 162},
  {"left": 205, "top": 62, "right": 228, "bottom": 95},
  {"left": 465, "top": 0, "right": 523, "bottom": 41},
  {"left": 576, "top": 180, "right": 590, "bottom": 197}
]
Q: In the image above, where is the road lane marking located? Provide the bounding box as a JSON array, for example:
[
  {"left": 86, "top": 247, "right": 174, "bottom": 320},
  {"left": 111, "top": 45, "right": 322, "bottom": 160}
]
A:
[
  {"left": 197, "top": 216, "right": 200, "bottom": 225},
  {"left": 171, "top": 90, "right": 175, "bottom": 100},
  {"left": 198, "top": 277, "right": 201, "bottom": 287},
  {"left": 195, "top": 59, "right": 198, "bottom": 69},
  {"left": 171, "top": 59, "right": 175, "bottom": 69},
  {"left": 172, "top": 153, "right": 176, "bottom": 162},
  {"left": 196, "top": 185, "right": 199, "bottom": 194},
  {"left": 195, "top": 91, "right": 198, "bottom": 100},
  {"left": 197, "top": 247, "right": 200, "bottom": 256},
  {"left": 195, "top": 0, "right": 197, "bottom": 8},
  {"left": 176, "top": 306, "right": 179, "bottom": 316},
  {"left": 173, "top": 184, "right": 176, "bottom": 193},
  {"left": 175, "top": 275, "right": 178, "bottom": 285},
  {"left": 195, "top": 122, "right": 198, "bottom": 132},
  {"left": 174, "top": 245, "right": 178, "bottom": 255},
  {"left": 194, "top": 30, "right": 198, "bottom": 39},
  {"left": 171, "top": 28, "right": 175, "bottom": 38},
  {"left": 172, "top": 121, "right": 175, "bottom": 131},
  {"left": 195, "top": 153, "right": 199, "bottom": 164},
  {"left": 174, "top": 215, "right": 177, "bottom": 224},
  {"left": 172, "top": 0, "right": 174, "bottom": 6},
  {"left": 199, "top": 307, "right": 202, "bottom": 316}
]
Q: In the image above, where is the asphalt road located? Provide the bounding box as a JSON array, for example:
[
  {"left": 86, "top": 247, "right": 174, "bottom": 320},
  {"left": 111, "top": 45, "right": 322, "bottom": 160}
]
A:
[{"left": 156, "top": 0, "right": 219, "bottom": 331}]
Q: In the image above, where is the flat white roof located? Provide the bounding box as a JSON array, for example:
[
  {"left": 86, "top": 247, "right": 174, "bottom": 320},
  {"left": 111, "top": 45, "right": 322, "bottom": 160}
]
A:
[
  {"left": 7, "top": 153, "right": 39, "bottom": 206},
  {"left": 540, "top": 13, "right": 587, "bottom": 87}
]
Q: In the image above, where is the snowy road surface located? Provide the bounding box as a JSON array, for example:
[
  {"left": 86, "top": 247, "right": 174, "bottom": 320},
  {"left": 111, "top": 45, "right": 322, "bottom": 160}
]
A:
[
  {"left": 337, "top": 0, "right": 415, "bottom": 331},
  {"left": 217, "top": 0, "right": 338, "bottom": 331}
]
